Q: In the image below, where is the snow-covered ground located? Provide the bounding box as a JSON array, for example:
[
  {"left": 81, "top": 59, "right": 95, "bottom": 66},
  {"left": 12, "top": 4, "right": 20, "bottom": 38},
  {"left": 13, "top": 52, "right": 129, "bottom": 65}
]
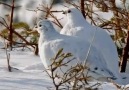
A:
[
  {"left": 0, "top": 47, "right": 53, "bottom": 90},
  {"left": 1, "top": 0, "right": 129, "bottom": 90},
  {"left": 0, "top": 44, "right": 129, "bottom": 90}
]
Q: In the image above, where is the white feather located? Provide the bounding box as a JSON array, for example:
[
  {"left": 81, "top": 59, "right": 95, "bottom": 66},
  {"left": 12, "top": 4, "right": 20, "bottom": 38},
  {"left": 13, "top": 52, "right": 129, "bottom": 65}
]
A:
[
  {"left": 60, "top": 8, "right": 129, "bottom": 85},
  {"left": 36, "top": 19, "right": 123, "bottom": 83}
]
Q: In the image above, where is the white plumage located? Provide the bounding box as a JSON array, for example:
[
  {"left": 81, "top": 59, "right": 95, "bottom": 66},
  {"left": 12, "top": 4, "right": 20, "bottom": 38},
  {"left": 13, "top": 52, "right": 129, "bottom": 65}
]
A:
[
  {"left": 35, "top": 19, "right": 124, "bottom": 83},
  {"left": 60, "top": 8, "right": 120, "bottom": 80}
]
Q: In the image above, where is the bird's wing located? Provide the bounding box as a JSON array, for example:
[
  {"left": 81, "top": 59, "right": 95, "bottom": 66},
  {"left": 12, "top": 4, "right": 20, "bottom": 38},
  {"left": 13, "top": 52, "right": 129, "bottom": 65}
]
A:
[
  {"left": 61, "top": 22, "right": 120, "bottom": 78},
  {"left": 93, "top": 26, "right": 119, "bottom": 72},
  {"left": 48, "top": 38, "right": 115, "bottom": 79}
]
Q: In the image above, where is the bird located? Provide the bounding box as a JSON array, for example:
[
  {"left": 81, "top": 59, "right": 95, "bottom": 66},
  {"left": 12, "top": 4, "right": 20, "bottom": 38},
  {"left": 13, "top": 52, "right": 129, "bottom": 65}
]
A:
[
  {"left": 60, "top": 8, "right": 121, "bottom": 81},
  {"left": 34, "top": 19, "right": 124, "bottom": 83}
]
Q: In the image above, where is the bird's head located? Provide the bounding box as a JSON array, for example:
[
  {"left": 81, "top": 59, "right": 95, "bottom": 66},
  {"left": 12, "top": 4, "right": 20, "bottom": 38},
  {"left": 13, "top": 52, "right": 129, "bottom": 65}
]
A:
[
  {"left": 62, "top": 8, "right": 85, "bottom": 22},
  {"left": 34, "top": 19, "right": 55, "bottom": 34}
]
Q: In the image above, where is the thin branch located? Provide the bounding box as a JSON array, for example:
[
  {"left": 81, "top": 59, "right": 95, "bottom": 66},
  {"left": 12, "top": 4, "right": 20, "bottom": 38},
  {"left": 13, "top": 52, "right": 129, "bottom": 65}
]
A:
[
  {"left": 8, "top": 0, "right": 15, "bottom": 50},
  {"left": 0, "top": 2, "right": 21, "bottom": 8},
  {"left": 0, "top": 2, "right": 12, "bottom": 8},
  {"left": 4, "top": 37, "right": 11, "bottom": 72},
  {"left": 0, "top": 16, "right": 9, "bottom": 27}
]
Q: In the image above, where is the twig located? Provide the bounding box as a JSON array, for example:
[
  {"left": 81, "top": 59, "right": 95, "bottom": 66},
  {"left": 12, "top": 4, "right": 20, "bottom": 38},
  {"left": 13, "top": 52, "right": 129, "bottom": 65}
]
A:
[{"left": 3, "top": 37, "right": 11, "bottom": 72}]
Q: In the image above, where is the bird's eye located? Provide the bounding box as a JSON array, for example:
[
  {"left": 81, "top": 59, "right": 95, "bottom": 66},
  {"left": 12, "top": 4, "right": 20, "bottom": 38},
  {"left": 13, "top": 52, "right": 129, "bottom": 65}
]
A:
[
  {"left": 68, "top": 10, "right": 71, "bottom": 13},
  {"left": 39, "top": 24, "right": 42, "bottom": 27}
]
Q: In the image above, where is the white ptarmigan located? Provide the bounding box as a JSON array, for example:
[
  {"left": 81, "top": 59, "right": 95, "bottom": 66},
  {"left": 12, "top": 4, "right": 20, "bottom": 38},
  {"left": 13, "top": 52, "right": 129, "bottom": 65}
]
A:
[
  {"left": 60, "top": 8, "right": 121, "bottom": 81},
  {"left": 35, "top": 19, "right": 124, "bottom": 84}
]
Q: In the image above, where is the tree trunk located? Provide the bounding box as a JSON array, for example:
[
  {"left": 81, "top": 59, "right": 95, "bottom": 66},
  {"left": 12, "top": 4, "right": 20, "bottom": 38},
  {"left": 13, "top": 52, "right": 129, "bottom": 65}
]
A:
[
  {"left": 120, "top": 14, "right": 129, "bottom": 72},
  {"left": 80, "top": 0, "right": 85, "bottom": 18}
]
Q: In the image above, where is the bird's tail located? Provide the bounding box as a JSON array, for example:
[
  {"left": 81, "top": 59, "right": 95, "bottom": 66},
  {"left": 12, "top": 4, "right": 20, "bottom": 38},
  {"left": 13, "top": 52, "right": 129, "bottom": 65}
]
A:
[{"left": 112, "top": 72, "right": 129, "bottom": 85}]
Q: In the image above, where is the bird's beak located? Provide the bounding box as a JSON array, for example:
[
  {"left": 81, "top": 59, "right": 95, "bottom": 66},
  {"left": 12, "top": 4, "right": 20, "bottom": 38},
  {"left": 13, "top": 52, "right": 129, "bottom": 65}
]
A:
[
  {"left": 28, "top": 25, "right": 38, "bottom": 34},
  {"left": 62, "top": 11, "right": 66, "bottom": 14},
  {"left": 33, "top": 25, "right": 38, "bottom": 30}
]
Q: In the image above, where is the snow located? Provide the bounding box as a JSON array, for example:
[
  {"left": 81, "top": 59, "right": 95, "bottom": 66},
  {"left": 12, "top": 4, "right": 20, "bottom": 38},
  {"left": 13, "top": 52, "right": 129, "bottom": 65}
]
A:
[
  {"left": 0, "top": 0, "right": 50, "bottom": 28},
  {"left": 0, "top": 48, "right": 53, "bottom": 90},
  {"left": 115, "top": 0, "right": 124, "bottom": 9},
  {"left": 0, "top": 71, "right": 52, "bottom": 90},
  {"left": 0, "top": 43, "right": 129, "bottom": 89},
  {"left": 0, "top": 1, "right": 129, "bottom": 90},
  {"left": 115, "top": 0, "right": 129, "bottom": 11}
]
